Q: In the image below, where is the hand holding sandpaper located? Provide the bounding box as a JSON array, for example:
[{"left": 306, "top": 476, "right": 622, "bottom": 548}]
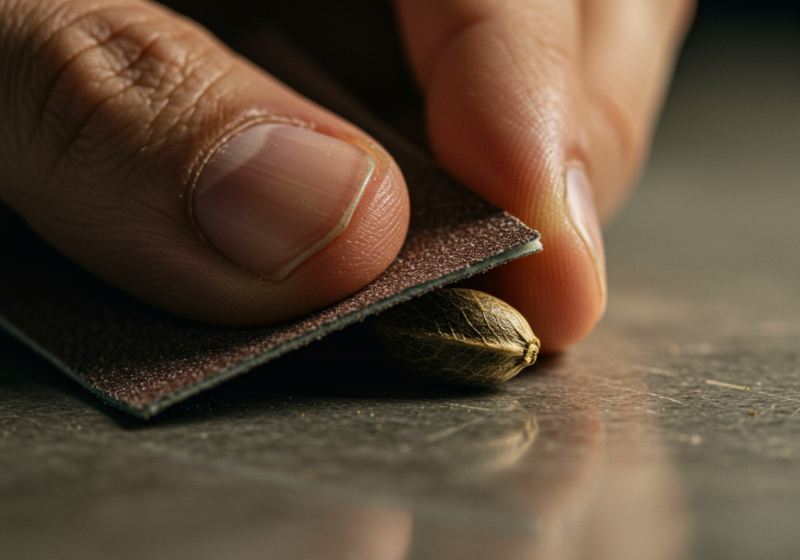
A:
[{"left": 0, "top": 1, "right": 691, "bottom": 415}]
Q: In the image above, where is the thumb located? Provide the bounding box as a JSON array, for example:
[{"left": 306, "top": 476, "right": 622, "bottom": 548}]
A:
[{"left": 0, "top": 0, "right": 409, "bottom": 325}]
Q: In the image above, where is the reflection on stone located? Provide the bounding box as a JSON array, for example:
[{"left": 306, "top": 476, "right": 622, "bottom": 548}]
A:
[
  {"left": 422, "top": 402, "right": 537, "bottom": 475},
  {"left": 0, "top": 327, "right": 689, "bottom": 560},
  {"left": 151, "top": 393, "right": 537, "bottom": 488}
]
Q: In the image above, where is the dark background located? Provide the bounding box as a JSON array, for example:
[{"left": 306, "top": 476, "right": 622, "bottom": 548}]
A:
[{"left": 158, "top": 0, "right": 799, "bottom": 135}]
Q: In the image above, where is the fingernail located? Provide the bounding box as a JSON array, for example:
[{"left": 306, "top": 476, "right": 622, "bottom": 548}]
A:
[
  {"left": 566, "top": 167, "right": 607, "bottom": 310},
  {"left": 194, "top": 123, "right": 375, "bottom": 281}
]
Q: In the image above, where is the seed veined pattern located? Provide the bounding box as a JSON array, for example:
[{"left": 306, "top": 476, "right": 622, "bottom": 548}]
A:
[{"left": 374, "top": 288, "right": 540, "bottom": 385}]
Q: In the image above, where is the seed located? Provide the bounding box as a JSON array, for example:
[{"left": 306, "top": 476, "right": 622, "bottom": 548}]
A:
[{"left": 373, "top": 288, "right": 540, "bottom": 386}]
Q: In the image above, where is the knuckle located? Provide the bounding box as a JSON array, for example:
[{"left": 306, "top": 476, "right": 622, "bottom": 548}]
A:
[{"left": 6, "top": 2, "right": 232, "bottom": 185}]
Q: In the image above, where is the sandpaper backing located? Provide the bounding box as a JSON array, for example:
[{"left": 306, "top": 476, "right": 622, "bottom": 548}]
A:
[{"left": 0, "top": 31, "right": 541, "bottom": 418}]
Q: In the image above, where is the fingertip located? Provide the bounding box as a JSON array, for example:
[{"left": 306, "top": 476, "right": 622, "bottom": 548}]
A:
[
  {"left": 395, "top": 1, "right": 607, "bottom": 350},
  {"left": 468, "top": 166, "right": 606, "bottom": 353},
  {"left": 185, "top": 128, "right": 410, "bottom": 326}
]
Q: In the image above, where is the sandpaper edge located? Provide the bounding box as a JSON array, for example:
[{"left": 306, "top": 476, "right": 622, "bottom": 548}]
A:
[
  {"left": 0, "top": 314, "right": 149, "bottom": 418},
  {"left": 132, "top": 234, "right": 542, "bottom": 418}
]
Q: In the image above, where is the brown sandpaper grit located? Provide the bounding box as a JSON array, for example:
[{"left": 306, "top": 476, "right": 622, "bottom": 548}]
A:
[{"left": 0, "top": 31, "right": 541, "bottom": 418}]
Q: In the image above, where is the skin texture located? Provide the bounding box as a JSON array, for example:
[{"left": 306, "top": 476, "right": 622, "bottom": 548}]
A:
[{"left": 0, "top": 0, "right": 693, "bottom": 348}]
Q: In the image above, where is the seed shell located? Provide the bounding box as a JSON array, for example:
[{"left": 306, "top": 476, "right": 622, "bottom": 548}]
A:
[{"left": 373, "top": 288, "right": 540, "bottom": 385}]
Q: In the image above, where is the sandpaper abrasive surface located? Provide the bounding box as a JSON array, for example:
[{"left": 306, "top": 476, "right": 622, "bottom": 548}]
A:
[{"left": 0, "top": 32, "right": 541, "bottom": 418}]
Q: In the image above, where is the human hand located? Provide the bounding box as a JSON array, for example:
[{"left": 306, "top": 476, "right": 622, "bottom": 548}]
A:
[{"left": 0, "top": 0, "right": 692, "bottom": 352}]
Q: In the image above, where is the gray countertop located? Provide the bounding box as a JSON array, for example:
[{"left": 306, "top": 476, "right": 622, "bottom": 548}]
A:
[{"left": 2, "top": 15, "right": 799, "bottom": 560}]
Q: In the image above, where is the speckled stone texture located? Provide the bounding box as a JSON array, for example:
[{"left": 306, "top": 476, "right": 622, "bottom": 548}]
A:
[{"left": 0, "top": 33, "right": 540, "bottom": 418}]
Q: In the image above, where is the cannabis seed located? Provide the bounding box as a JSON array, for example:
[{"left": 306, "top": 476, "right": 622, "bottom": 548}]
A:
[{"left": 374, "top": 288, "right": 540, "bottom": 385}]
